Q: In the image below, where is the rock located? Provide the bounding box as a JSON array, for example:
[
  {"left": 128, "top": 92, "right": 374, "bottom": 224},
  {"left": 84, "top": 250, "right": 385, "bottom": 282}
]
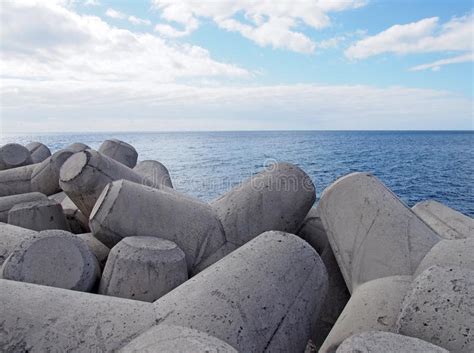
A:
[
  {"left": 318, "top": 172, "right": 440, "bottom": 292},
  {"left": 98, "top": 139, "right": 138, "bottom": 168},
  {"left": 8, "top": 199, "right": 69, "bottom": 231},
  {"left": 75, "top": 232, "right": 110, "bottom": 268},
  {"left": 397, "top": 265, "right": 474, "bottom": 353},
  {"left": 133, "top": 160, "right": 173, "bottom": 188},
  {"left": 119, "top": 324, "right": 238, "bottom": 353},
  {"left": 99, "top": 236, "right": 187, "bottom": 302},
  {"left": 0, "top": 192, "right": 48, "bottom": 222},
  {"left": 152, "top": 231, "right": 328, "bottom": 353},
  {"left": 412, "top": 200, "right": 474, "bottom": 239},
  {"left": 59, "top": 149, "right": 153, "bottom": 217},
  {"left": 25, "top": 142, "right": 51, "bottom": 163},
  {"left": 0, "top": 279, "right": 157, "bottom": 352},
  {"left": 0, "top": 163, "right": 37, "bottom": 197},
  {"left": 319, "top": 275, "right": 412, "bottom": 353},
  {"left": 336, "top": 331, "right": 449, "bottom": 353},
  {"left": 211, "top": 162, "right": 315, "bottom": 247},
  {"left": 0, "top": 222, "right": 38, "bottom": 265},
  {"left": 30, "top": 149, "right": 75, "bottom": 195},
  {"left": 0, "top": 143, "right": 33, "bottom": 170},
  {"left": 415, "top": 237, "right": 474, "bottom": 276},
  {"left": 1, "top": 230, "right": 100, "bottom": 292},
  {"left": 90, "top": 180, "right": 226, "bottom": 272},
  {"left": 66, "top": 142, "right": 90, "bottom": 152}
]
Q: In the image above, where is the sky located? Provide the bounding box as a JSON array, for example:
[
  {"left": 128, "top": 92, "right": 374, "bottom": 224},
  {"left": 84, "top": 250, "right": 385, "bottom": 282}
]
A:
[{"left": 0, "top": 0, "right": 473, "bottom": 133}]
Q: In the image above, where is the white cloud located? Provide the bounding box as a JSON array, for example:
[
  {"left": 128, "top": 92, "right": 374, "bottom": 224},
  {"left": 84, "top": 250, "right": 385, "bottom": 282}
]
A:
[
  {"left": 128, "top": 16, "right": 151, "bottom": 26},
  {"left": 410, "top": 52, "right": 474, "bottom": 71},
  {"left": 83, "top": 0, "right": 100, "bottom": 6},
  {"left": 152, "top": 0, "right": 367, "bottom": 53},
  {"left": 105, "top": 8, "right": 125, "bottom": 19},
  {"left": 105, "top": 8, "right": 151, "bottom": 26}
]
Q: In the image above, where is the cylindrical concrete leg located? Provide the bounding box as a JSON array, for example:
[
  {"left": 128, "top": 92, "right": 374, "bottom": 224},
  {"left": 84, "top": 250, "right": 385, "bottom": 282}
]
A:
[
  {"left": 75, "top": 232, "right": 110, "bottom": 268},
  {"left": 0, "top": 192, "right": 48, "bottom": 222},
  {"left": 8, "top": 199, "right": 70, "bottom": 231},
  {"left": 30, "top": 149, "right": 75, "bottom": 195},
  {"left": 98, "top": 139, "right": 138, "bottom": 168},
  {"left": 66, "top": 142, "right": 90, "bottom": 152},
  {"left": 0, "top": 143, "right": 33, "bottom": 170},
  {"left": 134, "top": 160, "right": 173, "bottom": 188},
  {"left": 25, "top": 142, "right": 51, "bottom": 164},
  {"left": 0, "top": 163, "right": 37, "bottom": 197},
  {"left": 0, "top": 222, "right": 38, "bottom": 266}
]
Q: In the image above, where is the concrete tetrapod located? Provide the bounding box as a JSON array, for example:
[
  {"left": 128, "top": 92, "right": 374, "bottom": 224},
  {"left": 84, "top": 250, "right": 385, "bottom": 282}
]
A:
[
  {"left": 0, "top": 192, "right": 48, "bottom": 222},
  {"left": 59, "top": 149, "right": 152, "bottom": 217},
  {"left": 90, "top": 180, "right": 226, "bottom": 272},
  {"left": 30, "top": 149, "right": 75, "bottom": 195},
  {"left": 25, "top": 142, "right": 51, "bottom": 163},
  {"left": 133, "top": 160, "right": 173, "bottom": 188},
  {"left": 8, "top": 199, "right": 70, "bottom": 231},
  {"left": 211, "top": 162, "right": 315, "bottom": 247},
  {"left": 76, "top": 232, "right": 110, "bottom": 268},
  {"left": 0, "top": 222, "right": 38, "bottom": 265},
  {"left": 66, "top": 142, "right": 90, "bottom": 152},
  {"left": 0, "top": 163, "right": 36, "bottom": 197},
  {"left": 319, "top": 275, "right": 412, "bottom": 353},
  {"left": 0, "top": 143, "right": 33, "bottom": 170},
  {"left": 98, "top": 139, "right": 138, "bottom": 168},
  {"left": 99, "top": 236, "right": 187, "bottom": 302},
  {"left": 412, "top": 200, "right": 474, "bottom": 239},
  {"left": 0, "top": 279, "right": 158, "bottom": 352},
  {"left": 318, "top": 172, "right": 440, "bottom": 293},
  {"left": 0, "top": 229, "right": 100, "bottom": 292},
  {"left": 151, "top": 231, "right": 328, "bottom": 353}
]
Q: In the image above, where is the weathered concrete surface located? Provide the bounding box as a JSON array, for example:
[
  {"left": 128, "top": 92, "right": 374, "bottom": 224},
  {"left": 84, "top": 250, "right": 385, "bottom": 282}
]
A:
[
  {"left": 25, "top": 142, "right": 51, "bottom": 164},
  {"left": 134, "top": 160, "right": 173, "bottom": 188},
  {"left": 99, "top": 236, "right": 187, "bottom": 302},
  {"left": 48, "top": 191, "right": 67, "bottom": 204},
  {"left": 99, "top": 139, "right": 138, "bottom": 168},
  {"left": 0, "top": 143, "right": 33, "bottom": 170},
  {"left": 0, "top": 222, "right": 38, "bottom": 265},
  {"left": 0, "top": 192, "right": 48, "bottom": 222},
  {"left": 59, "top": 149, "right": 150, "bottom": 217},
  {"left": 90, "top": 180, "right": 226, "bottom": 272},
  {"left": 211, "top": 162, "right": 315, "bottom": 246},
  {"left": 66, "top": 142, "right": 90, "bottom": 152},
  {"left": 60, "top": 194, "right": 90, "bottom": 233},
  {"left": 8, "top": 199, "right": 70, "bottom": 231},
  {"left": 336, "top": 331, "right": 449, "bottom": 353},
  {"left": 0, "top": 163, "right": 36, "bottom": 197},
  {"left": 397, "top": 265, "right": 474, "bottom": 353},
  {"left": 153, "top": 231, "right": 328, "bottom": 353},
  {"left": 413, "top": 200, "right": 474, "bottom": 239},
  {"left": 0, "top": 279, "right": 158, "bottom": 352},
  {"left": 319, "top": 275, "right": 412, "bottom": 353},
  {"left": 119, "top": 324, "right": 238, "bottom": 353},
  {"left": 76, "top": 232, "right": 110, "bottom": 268},
  {"left": 1, "top": 230, "right": 100, "bottom": 291},
  {"left": 415, "top": 237, "right": 474, "bottom": 276},
  {"left": 318, "top": 172, "right": 440, "bottom": 292},
  {"left": 30, "top": 149, "right": 75, "bottom": 195}
]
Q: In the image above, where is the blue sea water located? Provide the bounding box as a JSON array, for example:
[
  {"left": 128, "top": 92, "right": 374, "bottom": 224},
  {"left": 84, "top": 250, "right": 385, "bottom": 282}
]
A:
[{"left": 1, "top": 131, "right": 473, "bottom": 216}]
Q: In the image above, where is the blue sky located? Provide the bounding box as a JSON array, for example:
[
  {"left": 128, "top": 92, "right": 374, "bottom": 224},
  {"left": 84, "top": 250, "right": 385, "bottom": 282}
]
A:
[{"left": 1, "top": 0, "right": 473, "bottom": 132}]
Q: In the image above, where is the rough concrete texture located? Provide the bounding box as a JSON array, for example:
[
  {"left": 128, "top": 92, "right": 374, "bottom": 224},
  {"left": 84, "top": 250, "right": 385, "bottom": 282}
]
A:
[
  {"left": 318, "top": 172, "right": 440, "bottom": 292},
  {"left": 76, "top": 232, "right": 110, "bottom": 268},
  {"left": 60, "top": 194, "right": 91, "bottom": 233},
  {"left": 0, "top": 192, "right": 48, "bottom": 222},
  {"left": 25, "top": 142, "right": 51, "bottom": 164},
  {"left": 98, "top": 139, "right": 138, "bottom": 168},
  {"left": 90, "top": 180, "right": 226, "bottom": 272},
  {"left": 1, "top": 230, "right": 100, "bottom": 292},
  {"left": 48, "top": 191, "right": 67, "bottom": 203},
  {"left": 8, "top": 199, "right": 70, "bottom": 231},
  {"left": 0, "top": 222, "right": 38, "bottom": 265},
  {"left": 415, "top": 237, "right": 474, "bottom": 276},
  {"left": 59, "top": 149, "right": 150, "bottom": 217},
  {"left": 397, "top": 265, "right": 474, "bottom": 353},
  {"left": 30, "top": 149, "right": 75, "bottom": 195},
  {"left": 211, "top": 162, "right": 315, "bottom": 246},
  {"left": 413, "top": 200, "right": 474, "bottom": 239},
  {"left": 119, "top": 324, "right": 238, "bottom": 353},
  {"left": 319, "top": 275, "right": 412, "bottom": 353},
  {"left": 0, "top": 163, "right": 37, "bottom": 197},
  {"left": 153, "top": 231, "right": 328, "bottom": 353},
  {"left": 336, "top": 331, "right": 449, "bottom": 353},
  {"left": 0, "top": 279, "right": 158, "bottom": 352},
  {"left": 99, "top": 236, "right": 187, "bottom": 302},
  {"left": 0, "top": 143, "right": 33, "bottom": 170},
  {"left": 66, "top": 142, "right": 90, "bottom": 152},
  {"left": 133, "top": 160, "right": 173, "bottom": 188}
]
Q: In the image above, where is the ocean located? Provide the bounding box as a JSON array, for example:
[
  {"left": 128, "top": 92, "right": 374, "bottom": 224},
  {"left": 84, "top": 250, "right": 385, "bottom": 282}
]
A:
[{"left": 1, "top": 131, "right": 473, "bottom": 217}]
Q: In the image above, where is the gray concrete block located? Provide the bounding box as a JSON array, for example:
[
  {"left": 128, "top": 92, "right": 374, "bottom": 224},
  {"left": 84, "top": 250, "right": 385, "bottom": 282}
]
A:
[
  {"left": 48, "top": 190, "right": 67, "bottom": 203},
  {"left": 336, "top": 331, "right": 449, "bottom": 353},
  {"left": 90, "top": 180, "right": 226, "bottom": 272},
  {"left": 0, "top": 163, "right": 36, "bottom": 197},
  {"left": 99, "top": 236, "right": 187, "bottom": 302},
  {"left": 0, "top": 143, "right": 33, "bottom": 170},
  {"left": 211, "top": 162, "right": 315, "bottom": 246},
  {"left": 66, "top": 142, "right": 90, "bottom": 152},
  {"left": 76, "top": 232, "right": 110, "bottom": 268},
  {"left": 0, "top": 192, "right": 48, "bottom": 222},
  {"left": 0, "top": 279, "right": 157, "bottom": 352},
  {"left": 1, "top": 229, "right": 100, "bottom": 292},
  {"left": 99, "top": 139, "right": 138, "bottom": 168},
  {"left": 152, "top": 231, "right": 328, "bottom": 353},
  {"left": 31, "top": 149, "right": 75, "bottom": 195},
  {"left": 25, "top": 142, "right": 51, "bottom": 164},
  {"left": 8, "top": 199, "right": 70, "bottom": 231},
  {"left": 397, "top": 265, "right": 474, "bottom": 353},
  {"left": 319, "top": 275, "right": 412, "bottom": 353},
  {"left": 134, "top": 160, "right": 173, "bottom": 188},
  {"left": 0, "top": 222, "right": 38, "bottom": 265},
  {"left": 318, "top": 172, "right": 440, "bottom": 292},
  {"left": 413, "top": 200, "right": 474, "bottom": 239},
  {"left": 60, "top": 194, "right": 91, "bottom": 233}
]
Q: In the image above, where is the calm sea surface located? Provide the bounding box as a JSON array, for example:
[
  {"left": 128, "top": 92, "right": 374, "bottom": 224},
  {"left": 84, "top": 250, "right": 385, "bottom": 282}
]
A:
[{"left": 2, "top": 131, "right": 473, "bottom": 216}]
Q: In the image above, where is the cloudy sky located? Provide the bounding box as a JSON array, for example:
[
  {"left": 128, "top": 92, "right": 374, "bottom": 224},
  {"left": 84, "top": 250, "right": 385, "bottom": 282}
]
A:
[{"left": 1, "top": 0, "right": 473, "bottom": 133}]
